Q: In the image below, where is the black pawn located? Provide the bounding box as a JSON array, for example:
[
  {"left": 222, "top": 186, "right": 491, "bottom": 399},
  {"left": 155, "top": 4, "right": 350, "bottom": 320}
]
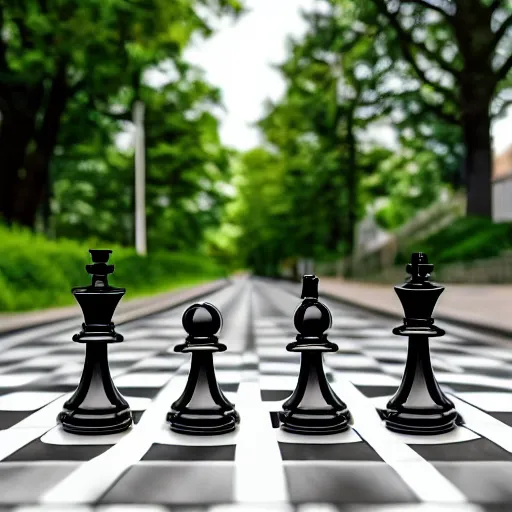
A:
[
  {"left": 279, "top": 275, "right": 351, "bottom": 435},
  {"left": 167, "top": 302, "right": 240, "bottom": 435},
  {"left": 57, "top": 249, "right": 132, "bottom": 435},
  {"left": 378, "top": 252, "right": 461, "bottom": 435}
]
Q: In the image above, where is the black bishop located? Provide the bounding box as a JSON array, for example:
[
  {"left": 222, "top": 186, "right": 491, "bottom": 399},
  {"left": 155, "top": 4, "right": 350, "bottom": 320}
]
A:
[
  {"left": 279, "top": 275, "right": 351, "bottom": 434},
  {"left": 57, "top": 249, "right": 132, "bottom": 435},
  {"left": 378, "top": 252, "right": 462, "bottom": 434},
  {"left": 167, "top": 302, "right": 240, "bottom": 435}
]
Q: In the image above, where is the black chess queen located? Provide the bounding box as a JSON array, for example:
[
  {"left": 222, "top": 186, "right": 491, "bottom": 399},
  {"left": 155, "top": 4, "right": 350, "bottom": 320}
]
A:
[
  {"left": 57, "top": 250, "right": 133, "bottom": 435},
  {"left": 378, "top": 252, "right": 462, "bottom": 435}
]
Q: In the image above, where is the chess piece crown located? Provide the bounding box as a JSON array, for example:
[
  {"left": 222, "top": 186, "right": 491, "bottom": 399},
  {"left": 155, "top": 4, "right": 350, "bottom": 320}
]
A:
[
  {"left": 393, "top": 252, "right": 445, "bottom": 337},
  {"left": 72, "top": 249, "right": 125, "bottom": 343},
  {"left": 85, "top": 249, "right": 115, "bottom": 288},
  {"left": 58, "top": 248, "right": 132, "bottom": 434},
  {"left": 380, "top": 252, "right": 460, "bottom": 434}
]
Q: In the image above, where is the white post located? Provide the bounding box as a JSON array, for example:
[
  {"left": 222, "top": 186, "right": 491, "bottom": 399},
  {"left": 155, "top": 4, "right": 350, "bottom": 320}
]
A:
[{"left": 133, "top": 101, "right": 147, "bottom": 256}]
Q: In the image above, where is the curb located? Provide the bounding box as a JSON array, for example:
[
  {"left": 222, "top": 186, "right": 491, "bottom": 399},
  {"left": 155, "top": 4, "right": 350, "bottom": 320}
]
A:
[
  {"left": 0, "top": 279, "right": 230, "bottom": 337},
  {"left": 276, "top": 277, "right": 512, "bottom": 340},
  {"left": 115, "top": 279, "right": 231, "bottom": 325},
  {"left": 320, "top": 290, "right": 512, "bottom": 340}
]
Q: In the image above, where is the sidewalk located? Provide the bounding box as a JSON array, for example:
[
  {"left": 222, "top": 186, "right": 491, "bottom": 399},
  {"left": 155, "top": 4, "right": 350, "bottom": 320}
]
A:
[
  {"left": 319, "top": 277, "right": 512, "bottom": 337},
  {"left": 0, "top": 279, "right": 229, "bottom": 335}
]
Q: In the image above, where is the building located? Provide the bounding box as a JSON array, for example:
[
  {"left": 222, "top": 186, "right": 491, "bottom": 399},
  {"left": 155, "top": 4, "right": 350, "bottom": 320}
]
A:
[{"left": 493, "top": 145, "right": 512, "bottom": 222}]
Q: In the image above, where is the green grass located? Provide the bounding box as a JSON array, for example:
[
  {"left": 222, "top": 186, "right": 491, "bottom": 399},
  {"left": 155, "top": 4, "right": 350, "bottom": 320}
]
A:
[
  {"left": 397, "top": 217, "right": 512, "bottom": 265},
  {"left": 0, "top": 225, "right": 225, "bottom": 312}
]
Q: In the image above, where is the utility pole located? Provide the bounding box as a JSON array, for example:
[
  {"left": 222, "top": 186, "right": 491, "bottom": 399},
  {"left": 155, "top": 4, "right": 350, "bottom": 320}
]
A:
[{"left": 133, "top": 101, "right": 147, "bottom": 256}]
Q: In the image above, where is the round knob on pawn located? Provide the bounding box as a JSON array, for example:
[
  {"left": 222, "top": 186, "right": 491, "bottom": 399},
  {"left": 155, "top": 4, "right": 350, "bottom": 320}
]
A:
[
  {"left": 294, "top": 301, "right": 332, "bottom": 337},
  {"left": 182, "top": 302, "right": 223, "bottom": 338}
]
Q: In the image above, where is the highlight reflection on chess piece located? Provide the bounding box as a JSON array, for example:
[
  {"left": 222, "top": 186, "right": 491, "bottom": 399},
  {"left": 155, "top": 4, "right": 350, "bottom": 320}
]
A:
[
  {"left": 378, "top": 252, "right": 461, "bottom": 435},
  {"left": 167, "top": 302, "right": 240, "bottom": 435},
  {"left": 57, "top": 249, "right": 132, "bottom": 435},
  {"left": 279, "top": 275, "right": 351, "bottom": 434}
]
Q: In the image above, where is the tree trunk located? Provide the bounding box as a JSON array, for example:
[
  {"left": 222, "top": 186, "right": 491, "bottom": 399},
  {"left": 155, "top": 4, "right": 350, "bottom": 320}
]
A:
[
  {"left": 0, "top": 84, "right": 44, "bottom": 224},
  {"left": 0, "top": 122, "right": 31, "bottom": 223},
  {"left": 12, "top": 65, "right": 68, "bottom": 227},
  {"left": 454, "top": 2, "right": 494, "bottom": 218},
  {"left": 461, "top": 108, "right": 493, "bottom": 218}
]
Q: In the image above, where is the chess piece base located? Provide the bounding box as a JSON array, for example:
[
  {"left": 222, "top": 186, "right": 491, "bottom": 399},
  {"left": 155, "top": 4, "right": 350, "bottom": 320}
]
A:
[
  {"left": 279, "top": 409, "right": 350, "bottom": 435},
  {"left": 167, "top": 352, "right": 239, "bottom": 436},
  {"left": 279, "top": 352, "right": 351, "bottom": 435},
  {"left": 57, "top": 408, "right": 132, "bottom": 435},
  {"left": 379, "top": 409, "right": 459, "bottom": 435},
  {"left": 380, "top": 335, "right": 460, "bottom": 436},
  {"left": 57, "top": 343, "right": 133, "bottom": 435},
  {"left": 167, "top": 410, "right": 239, "bottom": 435}
]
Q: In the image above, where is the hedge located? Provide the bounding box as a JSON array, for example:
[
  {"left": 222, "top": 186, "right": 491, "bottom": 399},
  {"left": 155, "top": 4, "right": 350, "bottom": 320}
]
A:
[
  {"left": 0, "top": 226, "right": 225, "bottom": 312},
  {"left": 397, "top": 217, "right": 512, "bottom": 265}
]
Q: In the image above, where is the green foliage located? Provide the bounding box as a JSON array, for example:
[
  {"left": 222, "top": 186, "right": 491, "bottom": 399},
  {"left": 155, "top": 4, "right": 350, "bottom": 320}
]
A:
[
  {"left": 0, "top": 226, "right": 224, "bottom": 312},
  {"left": 359, "top": 0, "right": 512, "bottom": 217},
  {"left": 0, "top": 0, "right": 242, "bottom": 234},
  {"left": 3, "top": 0, "right": 509, "bottom": 280},
  {"left": 229, "top": 0, "right": 467, "bottom": 275},
  {"left": 398, "top": 217, "right": 512, "bottom": 265},
  {"left": 240, "top": 4, "right": 388, "bottom": 272},
  {"left": 374, "top": 204, "right": 407, "bottom": 231},
  {"left": 50, "top": 64, "right": 231, "bottom": 252},
  {"left": 367, "top": 146, "right": 448, "bottom": 231},
  {"left": 225, "top": 149, "right": 293, "bottom": 276}
]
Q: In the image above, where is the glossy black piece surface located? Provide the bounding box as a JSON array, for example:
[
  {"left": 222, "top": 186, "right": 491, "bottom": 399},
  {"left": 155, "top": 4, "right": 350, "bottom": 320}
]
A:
[
  {"left": 279, "top": 275, "right": 351, "bottom": 435},
  {"left": 167, "top": 302, "right": 239, "bottom": 435},
  {"left": 58, "top": 343, "right": 132, "bottom": 434},
  {"left": 72, "top": 249, "right": 125, "bottom": 343},
  {"left": 57, "top": 249, "right": 132, "bottom": 435},
  {"left": 379, "top": 252, "right": 461, "bottom": 435}
]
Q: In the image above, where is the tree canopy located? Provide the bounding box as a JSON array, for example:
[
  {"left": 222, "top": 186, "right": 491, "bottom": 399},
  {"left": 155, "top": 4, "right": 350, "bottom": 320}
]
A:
[
  {"left": 0, "top": 0, "right": 241, "bottom": 245},
  {"left": 1, "top": 0, "right": 511, "bottom": 277},
  {"left": 226, "top": 0, "right": 511, "bottom": 275}
]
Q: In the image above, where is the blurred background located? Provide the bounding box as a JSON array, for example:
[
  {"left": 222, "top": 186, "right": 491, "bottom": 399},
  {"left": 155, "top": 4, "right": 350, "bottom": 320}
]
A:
[{"left": 0, "top": 0, "right": 511, "bottom": 313}]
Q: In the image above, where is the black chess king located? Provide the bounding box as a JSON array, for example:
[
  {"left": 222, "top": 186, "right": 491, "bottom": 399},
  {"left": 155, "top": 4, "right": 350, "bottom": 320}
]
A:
[
  {"left": 279, "top": 275, "right": 351, "bottom": 434},
  {"left": 379, "top": 252, "right": 461, "bottom": 435},
  {"left": 167, "top": 302, "right": 240, "bottom": 435},
  {"left": 57, "top": 249, "right": 133, "bottom": 435}
]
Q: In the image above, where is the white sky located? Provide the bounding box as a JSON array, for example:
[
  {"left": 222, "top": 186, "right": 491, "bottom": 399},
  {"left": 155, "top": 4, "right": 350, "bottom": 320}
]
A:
[
  {"left": 184, "top": 0, "right": 512, "bottom": 155},
  {"left": 184, "top": 0, "right": 316, "bottom": 151}
]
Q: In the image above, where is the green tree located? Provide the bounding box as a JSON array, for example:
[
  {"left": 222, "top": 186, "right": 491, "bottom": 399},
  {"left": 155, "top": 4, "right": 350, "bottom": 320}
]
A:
[
  {"left": 225, "top": 148, "right": 292, "bottom": 276},
  {"left": 245, "top": 0, "right": 465, "bottom": 274},
  {"left": 259, "top": 3, "right": 396, "bottom": 256},
  {"left": 51, "top": 62, "right": 232, "bottom": 252},
  {"left": 143, "top": 67, "right": 233, "bottom": 251},
  {"left": 363, "top": 0, "right": 512, "bottom": 217},
  {"left": 0, "top": 0, "right": 242, "bottom": 227}
]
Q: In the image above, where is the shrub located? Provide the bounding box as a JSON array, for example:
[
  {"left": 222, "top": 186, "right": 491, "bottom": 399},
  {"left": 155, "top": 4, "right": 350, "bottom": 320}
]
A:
[
  {"left": 397, "top": 217, "right": 512, "bottom": 264},
  {"left": 0, "top": 225, "right": 225, "bottom": 312}
]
